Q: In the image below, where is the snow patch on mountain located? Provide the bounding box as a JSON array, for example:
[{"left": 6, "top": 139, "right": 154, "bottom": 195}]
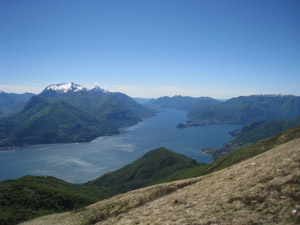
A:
[{"left": 44, "top": 82, "right": 106, "bottom": 93}]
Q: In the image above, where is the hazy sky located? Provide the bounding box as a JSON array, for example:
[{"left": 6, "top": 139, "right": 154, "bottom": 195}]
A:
[{"left": 1, "top": 0, "right": 299, "bottom": 98}]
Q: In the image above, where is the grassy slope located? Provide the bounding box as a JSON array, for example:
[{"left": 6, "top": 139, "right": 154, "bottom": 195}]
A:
[
  {"left": 166, "top": 125, "right": 300, "bottom": 181},
  {"left": 87, "top": 148, "right": 201, "bottom": 193},
  {"left": 23, "top": 135, "right": 300, "bottom": 225},
  {"left": 0, "top": 176, "right": 117, "bottom": 225}
]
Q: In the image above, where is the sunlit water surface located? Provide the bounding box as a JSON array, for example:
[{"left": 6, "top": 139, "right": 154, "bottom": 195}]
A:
[{"left": 0, "top": 109, "right": 241, "bottom": 183}]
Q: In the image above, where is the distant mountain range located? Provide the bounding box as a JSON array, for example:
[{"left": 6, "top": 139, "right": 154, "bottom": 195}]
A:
[
  {"left": 188, "top": 94, "right": 300, "bottom": 125},
  {"left": 0, "top": 91, "right": 36, "bottom": 116},
  {"left": 133, "top": 98, "right": 151, "bottom": 104},
  {"left": 146, "top": 94, "right": 300, "bottom": 126},
  {"left": 145, "top": 95, "right": 219, "bottom": 110},
  {"left": 0, "top": 82, "right": 155, "bottom": 148},
  {"left": 2, "top": 87, "right": 300, "bottom": 148}
]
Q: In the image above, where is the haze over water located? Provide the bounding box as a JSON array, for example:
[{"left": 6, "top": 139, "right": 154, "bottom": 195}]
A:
[{"left": 0, "top": 109, "right": 241, "bottom": 183}]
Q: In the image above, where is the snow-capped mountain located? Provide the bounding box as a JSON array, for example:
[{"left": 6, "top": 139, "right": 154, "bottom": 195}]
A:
[{"left": 43, "top": 82, "right": 106, "bottom": 94}]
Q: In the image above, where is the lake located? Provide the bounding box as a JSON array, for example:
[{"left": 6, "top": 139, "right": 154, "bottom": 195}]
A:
[{"left": 0, "top": 109, "right": 241, "bottom": 183}]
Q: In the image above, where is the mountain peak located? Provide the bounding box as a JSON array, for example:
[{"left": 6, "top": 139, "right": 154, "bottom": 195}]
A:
[
  {"left": 88, "top": 86, "right": 107, "bottom": 93},
  {"left": 43, "top": 82, "right": 105, "bottom": 94},
  {"left": 45, "top": 82, "right": 83, "bottom": 93}
]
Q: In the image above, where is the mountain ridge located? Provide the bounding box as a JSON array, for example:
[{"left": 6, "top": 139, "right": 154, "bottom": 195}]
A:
[
  {"left": 187, "top": 94, "right": 300, "bottom": 125},
  {"left": 146, "top": 94, "right": 300, "bottom": 127},
  {"left": 39, "top": 82, "right": 155, "bottom": 127},
  {"left": 0, "top": 91, "right": 36, "bottom": 116},
  {"left": 145, "top": 95, "right": 220, "bottom": 110},
  {"left": 42, "top": 82, "right": 106, "bottom": 96},
  {"left": 87, "top": 148, "right": 201, "bottom": 193},
  {"left": 0, "top": 83, "right": 155, "bottom": 148}
]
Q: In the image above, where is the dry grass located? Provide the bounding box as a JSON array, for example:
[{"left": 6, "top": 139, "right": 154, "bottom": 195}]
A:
[
  {"left": 23, "top": 138, "right": 300, "bottom": 225},
  {"left": 21, "top": 176, "right": 198, "bottom": 225}
]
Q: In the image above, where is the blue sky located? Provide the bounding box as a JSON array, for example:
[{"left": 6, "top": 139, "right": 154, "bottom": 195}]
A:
[{"left": 1, "top": 0, "right": 299, "bottom": 98}]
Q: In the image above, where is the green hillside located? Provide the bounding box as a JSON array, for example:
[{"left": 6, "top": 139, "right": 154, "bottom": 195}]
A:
[
  {"left": 231, "top": 116, "right": 300, "bottom": 144},
  {"left": 0, "top": 176, "right": 116, "bottom": 225},
  {"left": 92, "top": 93, "right": 154, "bottom": 128},
  {"left": 0, "top": 96, "right": 117, "bottom": 148},
  {"left": 87, "top": 147, "right": 201, "bottom": 193}
]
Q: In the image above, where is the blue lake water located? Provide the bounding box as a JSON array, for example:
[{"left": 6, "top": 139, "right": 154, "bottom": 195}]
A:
[{"left": 0, "top": 109, "right": 241, "bottom": 183}]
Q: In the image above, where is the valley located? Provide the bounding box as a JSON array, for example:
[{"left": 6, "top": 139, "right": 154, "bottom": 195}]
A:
[
  {"left": 146, "top": 95, "right": 300, "bottom": 127},
  {"left": 2, "top": 1, "right": 299, "bottom": 224},
  {"left": 1, "top": 91, "right": 300, "bottom": 224},
  {"left": 0, "top": 109, "right": 238, "bottom": 183},
  {"left": 1, "top": 84, "right": 300, "bottom": 225}
]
